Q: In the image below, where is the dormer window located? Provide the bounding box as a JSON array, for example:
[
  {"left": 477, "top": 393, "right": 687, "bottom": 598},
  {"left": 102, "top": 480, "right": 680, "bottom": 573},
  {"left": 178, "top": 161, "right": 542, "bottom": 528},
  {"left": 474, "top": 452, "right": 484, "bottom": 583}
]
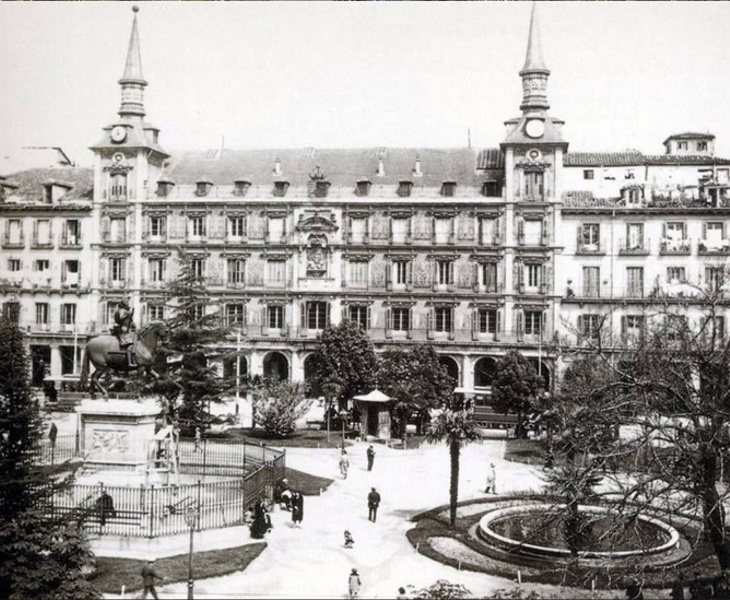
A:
[
  {"left": 314, "top": 180, "right": 330, "bottom": 198},
  {"left": 698, "top": 141, "right": 708, "bottom": 151},
  {"left": 233, "top": 179, "right": 251, "bottom": 197},
  {"left": 355, "top": 179, "right": 371, "bottom": 197},
  {"left": 481, "top": 181, "right": 500, "bottom": 198},
  {"left": 195, "top": 179, "right": 213, "bottom": 197},
  {"left": 273, "top": 181, "right": 290, "bottom": 198},
  {"left": 397, "top": 180, "right": 413, "bottom": 198},
  {"left": 678, "top": 141, "right": 688, "bottom": 150},
  {"left": 156, "top": 178, "right": 175, "bottom": 198},
  {"left": 43, "top": 181, "right": 73, "bottom": 204},
  {"left": 440, "top": 181, "right": 457, "bottom": 198},
  {"left": 622, "top": 186, "right": 644, "bottom": 206}
]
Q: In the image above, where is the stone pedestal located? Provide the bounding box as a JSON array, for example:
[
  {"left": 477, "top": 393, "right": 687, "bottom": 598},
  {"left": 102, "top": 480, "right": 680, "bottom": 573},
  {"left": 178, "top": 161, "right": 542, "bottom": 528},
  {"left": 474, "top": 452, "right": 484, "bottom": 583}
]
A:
[{"left": 76, "top": 399, "right": 160, "bottom": 470}]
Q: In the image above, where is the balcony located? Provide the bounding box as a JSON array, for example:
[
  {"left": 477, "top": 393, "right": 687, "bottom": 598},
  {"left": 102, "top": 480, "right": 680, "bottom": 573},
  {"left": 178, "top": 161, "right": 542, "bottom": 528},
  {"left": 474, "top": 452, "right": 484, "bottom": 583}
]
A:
[
  {"left": 59, "top": 234, "right": 82, "bottom": 249},
  {"left": 618, "top": 237, "right": 650, "bottom": 256},
  {"left": 698, "top": 239, "right": 730, "bottom": 256},
  {"left": 61, "top": 273, "right": 80, "bottom": 289},
  {"left": 660, "top": 238, "right": 691, "bottom": 256},
  {"left": 575, "top": 242, "right": 604, "bottom": 256},
  {"left": 31, "top": 236, "right": 54, "bottom": 250}
]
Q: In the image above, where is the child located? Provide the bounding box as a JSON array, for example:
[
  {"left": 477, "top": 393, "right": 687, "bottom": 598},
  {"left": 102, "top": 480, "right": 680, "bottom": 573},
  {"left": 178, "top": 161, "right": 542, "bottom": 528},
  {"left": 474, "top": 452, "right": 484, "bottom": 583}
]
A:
[{"left": 344, "top": 529, "right": 354, "bottom": 549}]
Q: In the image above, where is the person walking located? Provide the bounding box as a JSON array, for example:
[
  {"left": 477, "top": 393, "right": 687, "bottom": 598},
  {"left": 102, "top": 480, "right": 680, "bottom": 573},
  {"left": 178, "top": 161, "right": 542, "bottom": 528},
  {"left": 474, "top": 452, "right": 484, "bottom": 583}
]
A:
[
  {"left": 367, "top": 487, "right": 381, "bottom": 522},
  {"left": 343, "top": 530, "right": 355, "bottom": 548},
  {"left": 140, "top": 559, "right": 163, "bottom": 600},
  {"left": 339, "top": 449, "right": 350, "bottom": 479},
  {"left": 48, "top": 421, "right": 58, "bottom": 449},
  {"left": 193, "top": 426, "right": 202, "bottom": 452},
  {"left": 366, "top": 445, "right": 375, "bottom": 471},
  {"left": 485, "top": 462, "right": 496, "bottom": 494},
  {"left": 291, "top": 491, "right": 304, "bottom": 527},
  {"left": 348, "top": 568, "right": 362, "bottom": 599}
]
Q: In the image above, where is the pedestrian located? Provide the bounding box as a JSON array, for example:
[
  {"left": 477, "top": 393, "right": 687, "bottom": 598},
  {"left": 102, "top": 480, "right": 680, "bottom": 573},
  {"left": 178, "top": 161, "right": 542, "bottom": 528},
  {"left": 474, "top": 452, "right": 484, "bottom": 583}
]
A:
[
  {"left": 193, "top": 426, "right": 202, "bottom": 452},
  {"left": 344, "top": 529, "right": 354, "bottom": 548},
  {"left": 140, "top": 559, "right": 163, "bottom": 600},
  {"left": 291, "top": 491, "right": 304, "bottom": 527},
  {"left": 95, "top": 490, "right": 116, "bottom": 528},
  {"left": 485, "top": 462, "right": 496, "bottom": 494},
  {"left": 348, "top": 568, "right": 361, "bottom": 599},
  {"left": 48, "top": 421, "right": 58, "bottom": 449},
  {"left": 671, "top": 574, "right": 685, "bottom": 600},
  {"left": 250, "top": 500, "right": 268, "bottom": 539},
  {"left": 625, "top": 578, "right": 644, "bottom": 600},
  {"left": 367, "top": 487, "right": 381, "bottom": 522},
  {"left": 366, "top": 445, "right": 375, "bottom": 471},
  {"left": 340, "top": 449, "right": 350, "bottom": 479}
]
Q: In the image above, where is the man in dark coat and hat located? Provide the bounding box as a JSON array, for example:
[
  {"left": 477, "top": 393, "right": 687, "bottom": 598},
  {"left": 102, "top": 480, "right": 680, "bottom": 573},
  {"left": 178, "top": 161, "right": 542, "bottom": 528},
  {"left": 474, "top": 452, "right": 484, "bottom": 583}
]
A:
[{"left": 112, "top": 299, "right": 137, "bottom": 367}]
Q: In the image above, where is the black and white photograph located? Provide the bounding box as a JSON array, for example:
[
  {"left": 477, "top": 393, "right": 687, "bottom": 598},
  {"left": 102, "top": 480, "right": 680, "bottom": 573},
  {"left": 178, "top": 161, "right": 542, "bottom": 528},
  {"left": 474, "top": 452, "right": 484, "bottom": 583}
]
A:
[{"left": 1, "top": 2, "right": 730, "bottom": 599}]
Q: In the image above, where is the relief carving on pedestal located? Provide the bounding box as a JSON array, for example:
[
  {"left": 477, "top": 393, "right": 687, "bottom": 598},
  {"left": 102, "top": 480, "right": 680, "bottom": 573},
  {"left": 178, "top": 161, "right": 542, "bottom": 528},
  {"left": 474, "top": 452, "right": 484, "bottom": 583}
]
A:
[{"left": 90, "top": 430, "right": 129, "bottom": 455}]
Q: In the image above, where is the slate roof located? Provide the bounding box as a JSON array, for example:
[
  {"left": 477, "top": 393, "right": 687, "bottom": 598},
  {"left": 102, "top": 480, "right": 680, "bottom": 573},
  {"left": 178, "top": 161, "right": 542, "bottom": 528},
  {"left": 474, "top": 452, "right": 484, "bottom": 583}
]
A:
[
  {"left": 643, "top": 155, "right": 730, "bottom": 166},
  {"left": 165, "top": 147, "right": 500, "bottom": 188},
  {"left": 2, "top": 167, "right": 94, "bottom": 202},
  {"left": 564, "top": 152, "right": 644, "bottom": 167}
]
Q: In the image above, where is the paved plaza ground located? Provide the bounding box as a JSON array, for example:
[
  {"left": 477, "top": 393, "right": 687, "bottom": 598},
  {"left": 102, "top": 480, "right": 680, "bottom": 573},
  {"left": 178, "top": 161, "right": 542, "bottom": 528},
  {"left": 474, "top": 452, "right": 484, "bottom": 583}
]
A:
[{"left": 102, "top": 438, "right": 612, "bottom": 599}]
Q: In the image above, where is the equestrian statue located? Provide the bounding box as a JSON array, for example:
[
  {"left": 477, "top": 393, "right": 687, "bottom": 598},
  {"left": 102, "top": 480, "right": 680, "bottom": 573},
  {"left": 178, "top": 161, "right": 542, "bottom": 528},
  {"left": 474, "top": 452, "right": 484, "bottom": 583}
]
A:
[{"left": 79, "top": 300, "right": 167, "bottom": 397}]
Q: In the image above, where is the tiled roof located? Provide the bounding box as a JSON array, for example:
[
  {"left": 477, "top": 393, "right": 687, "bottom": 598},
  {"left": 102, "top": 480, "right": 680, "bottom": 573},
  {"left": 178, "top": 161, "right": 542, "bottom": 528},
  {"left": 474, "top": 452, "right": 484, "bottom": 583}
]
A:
[
  {"left": 664, "top": 132, "right": 715, "bottom": 142},
  {"left": 643, "top": 155, "right": 730, "bottom": 166},
  {"left": 2, "top": 167, "right": 94, "bottom": 202},
  {"left": 165, "top": 148, "right": 498, "bottom": 188},
  {"left": 564, "top": 152, "right": 644, "bottom": 167}
]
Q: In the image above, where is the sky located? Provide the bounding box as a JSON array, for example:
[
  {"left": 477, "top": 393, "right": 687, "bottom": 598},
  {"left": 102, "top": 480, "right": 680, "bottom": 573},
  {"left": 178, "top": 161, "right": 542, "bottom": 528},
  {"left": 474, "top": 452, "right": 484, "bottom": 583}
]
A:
[{"left": 1, "top": 1, "right": 729, "bottom": 170}]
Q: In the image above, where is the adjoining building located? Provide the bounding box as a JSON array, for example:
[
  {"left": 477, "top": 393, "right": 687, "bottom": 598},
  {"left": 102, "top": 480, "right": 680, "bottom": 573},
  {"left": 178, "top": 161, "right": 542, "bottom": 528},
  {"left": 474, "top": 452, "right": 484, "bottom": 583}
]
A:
[{"left": 1, "top": 5, "right": 728, "bottom": 399}]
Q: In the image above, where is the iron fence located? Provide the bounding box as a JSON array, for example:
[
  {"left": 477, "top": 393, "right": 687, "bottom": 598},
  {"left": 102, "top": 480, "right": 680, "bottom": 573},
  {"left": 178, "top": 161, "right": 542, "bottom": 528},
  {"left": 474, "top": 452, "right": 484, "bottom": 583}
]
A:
[{"left": 36, "top": 434, "right": 78, "bottom": 465}]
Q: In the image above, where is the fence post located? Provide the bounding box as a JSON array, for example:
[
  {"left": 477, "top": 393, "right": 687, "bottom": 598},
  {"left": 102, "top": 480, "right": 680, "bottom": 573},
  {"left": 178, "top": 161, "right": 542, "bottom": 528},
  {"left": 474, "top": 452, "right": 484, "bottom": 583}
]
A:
[
  {"left": 99, "top": 482, "right": 105, "bottom": 535},
  {"left": 197, "top": 480, "right": 202, "bottom": 532},
  {"left": 148, "top": 486, "right": 155, "bottom": 538},
  {"left": 203, "top": 438, "right": 208, "bottom": 477}
]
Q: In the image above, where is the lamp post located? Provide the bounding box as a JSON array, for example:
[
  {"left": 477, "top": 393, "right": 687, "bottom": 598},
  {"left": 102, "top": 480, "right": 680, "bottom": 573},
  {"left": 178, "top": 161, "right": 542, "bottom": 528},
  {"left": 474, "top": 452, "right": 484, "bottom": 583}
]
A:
[{"left": 184, "top": 505, "right": 197, "bottom": 600}]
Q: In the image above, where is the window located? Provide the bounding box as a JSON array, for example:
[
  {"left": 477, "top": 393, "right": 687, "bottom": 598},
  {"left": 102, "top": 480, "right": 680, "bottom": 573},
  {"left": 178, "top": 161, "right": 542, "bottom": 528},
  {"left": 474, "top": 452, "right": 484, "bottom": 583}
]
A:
[
  {"left": 268, "top": 217, "right": 285, "bottom": 242},
  {"left": 705, "top": 222, "right": 724, "bottom": 246},
  {"left": 582, "top": 266, "right": 600, "bottom": 298},
  {"left": 148, "top": 304, "right": 165, "bottom": 321},
  {"left": 437, "top": 260, "right": 452, "bottom": 285},
  {"left": 481, "top": 181, "right": 500, "bottom": 197},
  {"left": 392, "top": 307, "right": 410, "bottom": 331},
  {"left": 440, "top": 182, "right": 456, "bottom": 197},
  {"left": 314, "top": 181, "right": 330, "bottom": 198},
  {"left": 626, "top": 223, "right": 644, "bottom": 249},
  {"left": 623, "top": 315, "right": 645, "bottom": 342},
  {"left": 667, "top": 267, "right": 686, "bottom": 283},
  {"left": 349, "top": 260, "right": 369, "bottom": 287},
  {"left": 524, "top": 219, "right": 542, "bottom": 245},
  {"left": 227, "top": 258, "right": 246, "bottom": 285},
  {"left": 434, "top": 218, "right": 451, "bottom": 244},
  {"left": 35, "top": 303, "right": 49, "bottom": 325},
  {"left": 65, "top": 219, "right": 81, "bottom": 245},
  {"left": 42, "top": 184, "right": 53, "bottom": 204},
  {"left": 228, "top": 216, "right": 246, "bottom": 238},
  {"left": 105, "top": 302, "right": 120, "bottom": 325},
  {"left": 191, "top": 258, "right": 205, "bottom": 279},
  {"left": 63, "top": 260, "right": 79, "bottom": 286},
  {"left": 350, "top": 217, "right": 367, "bottom": 243},
  {"left": 698, "top": 141, "right": 708, "bottom": 151},
  {"left": 524, "top": 171, "right": 544, "bottom": 200},
  {"left": 581, "top": 314, "right": 601, "bottom": 342},
  {"left": 580, "top": 223, "right": 600, "bottom": 248},
  {"left": 435, "top": 307, "right": 453, "bottom": 332},
  {"left": 623, "top": 188, "right": 643, "bottom": 205},
  {"left": 149, "top": 216, "right": 166, "bottom": 239},
  {"left": 110, "top": 173, "right": 127, "bottom": 201},
  {"left": 665, "top": 222, "right": 686, "bottom": 240},
  {"left": 110, "top": 218, "right": 126, "bottom": 243},
  {"left": 480, "top": 218, "right": 496, "bottom": 245},
  {"left": 267, "top": 260, "right": 286, "bottom": 285},
  {"left": 226, "top": 304, "right": 245, "bottom": 326},
  {"left": 583, "top": 169, "right": 595, "bottom": 180},
  {"left": 273, "top": 181, "right": 290, "bottom": 197},
  {"left": 678, "top": 141, "right": 688, "bottom": 150},
  {"left": 34, "top": 259, "right": 50, "bottom": 272},
  {"left": 481, "top": 262, "right": 497, "bottom": 292},
  {"left": 110, "top": 257, "right": 125, "bottom": 282},
  {"left": 61, "top": 303, "right": 76, "bottom": 325},
  {"left": 526, "top": 264, "right": 541, "bottom": 289},
  {"left": 625, "top": 169, "right": 636, "bottom": 180},
  {"left": 2, "top": 302, "right": 19, "bottom": 324},
  {"left": 195, "top": 181, "right": 211, "bottom": 197},
  {"left": 192, "top": 305, "right": 205, "bottom": 321},
  {"left": 35, "top": 219, "right": 51, "bottom": 245},
  {"left": 393, "top": 260, "right": 409, "bottom": 285},
  {"left": 306, "top": 301, "right": 328, "bottom": 330},
  {"left": 355, "top": 181, "right": 371, "bottom": 197},
  {"left": 7, "top": 219, "right": 22, "bottom": 244},
  {"left": 233, "top": 180, "right": 251, "bottom": 197},
  {"left": 391, "top": 218, "right": 409, "bottom": 243},
  {"left": 189, "top": 216, "right": 206, "bottom": 238},
  {"left": 267, "top": 305, "right": 284, "bottom": 329},
  {"left": 478, "top": 308, "right": 498, "bottom": 334},
  {"left": 8, "top": 259, "right": 20, "bottom": 271},
  {"left": 156, "top": 181, "right": 173, "bottom": 197},
  {"left": 524, "top": 310, "right": 543, "bottom": 336},
  {"left": 349, "top": 305, "right": 368, "bottom": 330},
  {"left": 706, "top": 267, "right": 724, "bottom": 292},
  {"left": 627, "top": 267, "right": 644, "bottom": 298},
  {"left": 712, "top": 316, "right": 725, "bottom": 340},
  {"left": 149, "top": 258, "right": 166, "bottom": 282},
  {"left": 397, "top": 181, "right": 413, "bottom": 198}
]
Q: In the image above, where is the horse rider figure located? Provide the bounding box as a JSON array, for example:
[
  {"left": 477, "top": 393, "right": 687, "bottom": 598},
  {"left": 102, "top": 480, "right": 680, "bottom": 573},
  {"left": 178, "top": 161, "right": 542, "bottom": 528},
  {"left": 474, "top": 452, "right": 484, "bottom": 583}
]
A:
[{"left": 112, "top": 300, "right": 137, "bottom": 368}]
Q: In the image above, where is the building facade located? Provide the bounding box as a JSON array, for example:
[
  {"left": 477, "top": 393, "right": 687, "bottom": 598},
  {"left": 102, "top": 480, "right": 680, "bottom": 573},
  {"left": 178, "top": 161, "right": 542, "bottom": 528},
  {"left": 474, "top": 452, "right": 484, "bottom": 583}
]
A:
[{"left": 1, "top": 5, "right": 728, "bottom": 396}]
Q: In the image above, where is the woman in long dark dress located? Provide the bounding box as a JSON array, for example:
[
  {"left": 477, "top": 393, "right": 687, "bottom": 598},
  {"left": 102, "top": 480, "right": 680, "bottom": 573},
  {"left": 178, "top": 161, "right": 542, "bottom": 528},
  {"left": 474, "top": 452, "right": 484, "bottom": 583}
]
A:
[
  {"left": 291, "top": 491, "right": 304, "bottom": 527},
  {"left": 250, "top": 501, "right": 267, "bottom": 539}
]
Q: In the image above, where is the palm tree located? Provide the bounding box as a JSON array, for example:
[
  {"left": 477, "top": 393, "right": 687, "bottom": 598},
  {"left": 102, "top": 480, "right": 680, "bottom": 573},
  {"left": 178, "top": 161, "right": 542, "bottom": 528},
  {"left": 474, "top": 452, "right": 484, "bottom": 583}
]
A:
[{"left": 427, "top": 404, "right": 481, "bottom": 527}]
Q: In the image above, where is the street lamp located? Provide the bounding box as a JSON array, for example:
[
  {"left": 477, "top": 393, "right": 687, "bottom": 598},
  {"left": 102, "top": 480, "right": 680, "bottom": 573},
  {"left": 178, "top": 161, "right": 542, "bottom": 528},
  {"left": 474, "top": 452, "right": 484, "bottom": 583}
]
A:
[{"left": 184, "top": 505, "right": 197, "bottom": 600}]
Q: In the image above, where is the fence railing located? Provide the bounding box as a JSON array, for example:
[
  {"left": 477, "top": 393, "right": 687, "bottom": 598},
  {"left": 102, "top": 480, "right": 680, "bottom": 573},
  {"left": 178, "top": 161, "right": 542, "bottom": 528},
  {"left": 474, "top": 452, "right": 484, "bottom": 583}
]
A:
[{"left": 36, "top": 434, "right": 78, "bottom": 465}]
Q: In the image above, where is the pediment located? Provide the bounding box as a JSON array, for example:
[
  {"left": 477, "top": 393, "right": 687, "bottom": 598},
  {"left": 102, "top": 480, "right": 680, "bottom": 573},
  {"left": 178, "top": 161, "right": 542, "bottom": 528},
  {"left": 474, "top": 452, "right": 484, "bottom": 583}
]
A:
[{"left": 296, "top": 214, "right": 338, "bottom": 233}]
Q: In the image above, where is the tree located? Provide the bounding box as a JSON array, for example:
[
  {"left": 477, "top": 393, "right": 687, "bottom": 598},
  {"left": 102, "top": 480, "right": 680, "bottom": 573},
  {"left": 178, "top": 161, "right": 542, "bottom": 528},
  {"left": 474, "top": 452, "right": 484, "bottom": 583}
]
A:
[
  {"left": 0, "top": 317, "right": 99, "bottom": 600},
  {"left": 151, "top": 249, "right": 233, "bottom": 427},
  {"left": 251, "top": 378, "right": 312, "bottom": 438},
  {"left": 379, "top": 345, "right": 455, "bottom": 437},
  {"left": 311, "top": 320, "right": 377, "bottom": 408},
  {"left": 492, "top": 351, "right": 544, "bottom": 439},
  {"left": 427, "top": 394, "right": 481, "bottom": 527}
]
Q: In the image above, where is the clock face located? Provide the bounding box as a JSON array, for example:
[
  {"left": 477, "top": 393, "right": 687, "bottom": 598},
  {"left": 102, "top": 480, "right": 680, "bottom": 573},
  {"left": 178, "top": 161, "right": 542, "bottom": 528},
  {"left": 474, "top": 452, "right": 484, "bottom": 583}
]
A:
[
  {"left": 525, "top": 119, "right": 545, "bottom": 139},
  {"left": 111, "top": 126, "right": 127, "bottom": 143}
]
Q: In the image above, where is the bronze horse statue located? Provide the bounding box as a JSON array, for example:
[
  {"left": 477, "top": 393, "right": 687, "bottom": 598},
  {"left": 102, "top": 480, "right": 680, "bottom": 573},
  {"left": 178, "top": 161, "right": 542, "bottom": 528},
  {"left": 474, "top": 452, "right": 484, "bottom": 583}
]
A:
[{"left": 79, "top": 322, "right": 167, "bottom": 397}]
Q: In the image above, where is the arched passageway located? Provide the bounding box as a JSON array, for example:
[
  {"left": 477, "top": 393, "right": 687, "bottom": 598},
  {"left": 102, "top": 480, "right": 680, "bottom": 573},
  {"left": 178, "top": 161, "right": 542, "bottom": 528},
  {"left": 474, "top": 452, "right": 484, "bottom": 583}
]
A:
[
  {"left": 474, "top": 356, "right": 498, "bottom": 389},
  {"left": 438, "top": 355, "right": 460, "bottom": 387},
  {"left": 263, "top": 352, "right": 289, "bottom": 382}
]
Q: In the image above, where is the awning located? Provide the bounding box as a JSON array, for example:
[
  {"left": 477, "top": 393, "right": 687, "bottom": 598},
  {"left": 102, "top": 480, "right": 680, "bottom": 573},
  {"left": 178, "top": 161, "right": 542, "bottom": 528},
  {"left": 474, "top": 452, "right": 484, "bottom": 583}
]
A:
[{"left": 353, "top": 389, "right": 392, "bottom": 403}]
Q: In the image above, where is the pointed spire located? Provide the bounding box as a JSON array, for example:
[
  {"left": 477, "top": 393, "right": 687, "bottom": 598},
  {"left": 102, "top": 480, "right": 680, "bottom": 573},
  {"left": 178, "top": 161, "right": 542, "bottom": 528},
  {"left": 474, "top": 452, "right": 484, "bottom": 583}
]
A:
[
  {"left": 120, "top": 6, "right": 146, "bottom": 84},
  {"left": 118, "top": 6, "right": 147, "bottom": 118},
  {"left": 521, "top": 2, "right": 549, "bottom": 75}
]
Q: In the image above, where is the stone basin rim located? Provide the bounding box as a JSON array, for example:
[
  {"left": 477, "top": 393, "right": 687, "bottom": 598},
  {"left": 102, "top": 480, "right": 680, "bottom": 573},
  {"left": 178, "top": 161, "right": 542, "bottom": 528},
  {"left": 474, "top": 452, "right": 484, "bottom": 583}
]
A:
[{"left": 478, "top": 503, "right": 680, "bottom": 559}]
